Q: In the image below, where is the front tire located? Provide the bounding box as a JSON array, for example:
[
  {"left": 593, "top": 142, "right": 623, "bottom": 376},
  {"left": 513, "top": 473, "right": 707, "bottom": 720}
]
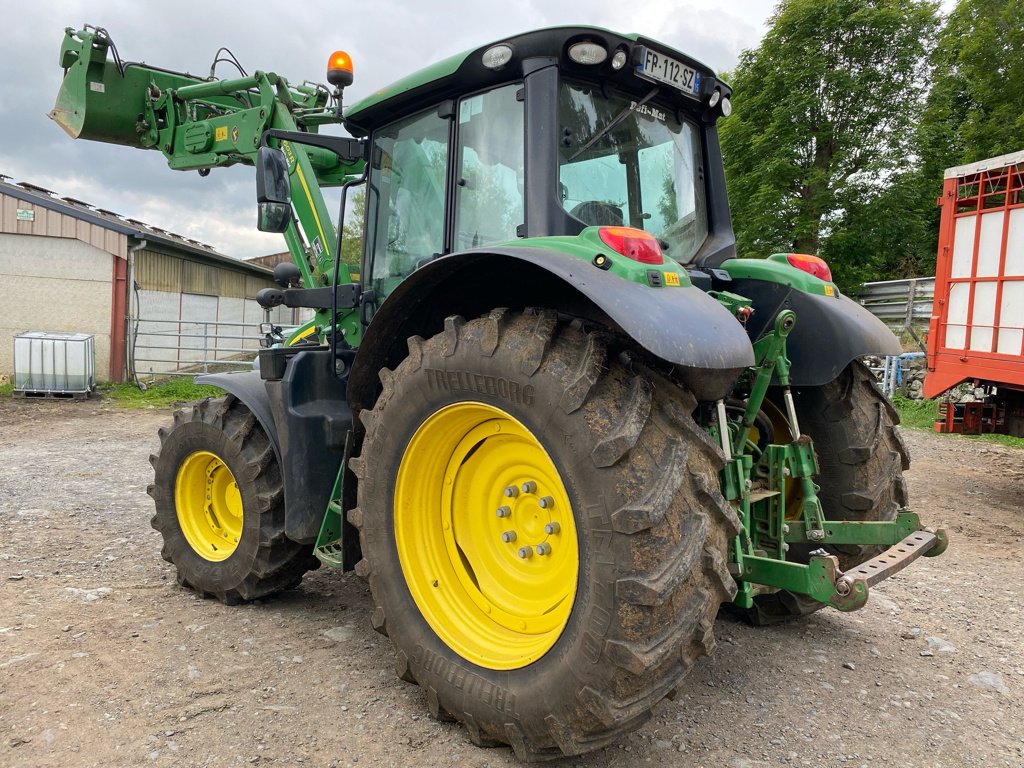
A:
[
  {"left": 350, "top": 310, "right": 739, "bottom": 759},
  {"left": 148, "top": 396, "right": 318, "bottom": 604}
]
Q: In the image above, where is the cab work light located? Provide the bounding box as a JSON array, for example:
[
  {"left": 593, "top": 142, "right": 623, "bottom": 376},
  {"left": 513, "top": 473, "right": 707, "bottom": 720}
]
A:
[
  {"left": 482, "top": 44, "right": 513, "bottom": 69},
  {"left": 568, "top": 41, "right": 607, "bottom": 65},
  {"left": 598, "top": 227, "right": 663, "bottom": 265}
]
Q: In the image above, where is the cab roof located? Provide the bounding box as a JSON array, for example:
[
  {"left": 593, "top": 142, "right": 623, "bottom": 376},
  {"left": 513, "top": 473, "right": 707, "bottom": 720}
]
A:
[{"left": 343, "top": 26, "right": 723, "bottom": 134}]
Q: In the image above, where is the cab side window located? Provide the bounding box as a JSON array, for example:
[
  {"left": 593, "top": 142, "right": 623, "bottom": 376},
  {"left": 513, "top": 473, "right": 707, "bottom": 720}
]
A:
[
  {"left": 365, "top": 108, "right": 449, "bottom": 301},
  {"left": 453, "top": 83, "right": 524, "bottom": 249}
]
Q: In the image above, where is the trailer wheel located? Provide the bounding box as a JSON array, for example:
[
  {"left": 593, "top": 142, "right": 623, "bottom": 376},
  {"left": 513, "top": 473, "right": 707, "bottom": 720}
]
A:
[
  {"left": 748, "top": 361, "right": 910, "bottom": 625},
  {"left": 350, "top": 310, "right": 740, "bottom": 759},
  {"left": 148, "top": 395, "right": 318, "bottom": 604}
]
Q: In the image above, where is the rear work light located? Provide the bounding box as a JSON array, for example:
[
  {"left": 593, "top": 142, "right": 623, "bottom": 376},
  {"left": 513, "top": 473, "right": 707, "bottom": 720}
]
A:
[
  {"left": 598, "top": 227, "right": 663, "bottom": 265},
  {"left": 786, "top": 253, "right": 832, "bottom": 282}
]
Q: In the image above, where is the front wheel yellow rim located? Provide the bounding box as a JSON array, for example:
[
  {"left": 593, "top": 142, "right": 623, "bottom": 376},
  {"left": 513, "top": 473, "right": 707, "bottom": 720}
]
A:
[
  {"left": 175, "top": 450, "right": 243, "bottom": 561},
  {"left": 394, "top": 402, "right": 579, "bottom": 670}
]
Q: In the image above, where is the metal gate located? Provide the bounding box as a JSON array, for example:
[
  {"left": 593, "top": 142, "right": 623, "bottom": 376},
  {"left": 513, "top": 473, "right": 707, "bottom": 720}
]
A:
[{"left": 128, "top": 289, "right": 304, "bottom": 380}]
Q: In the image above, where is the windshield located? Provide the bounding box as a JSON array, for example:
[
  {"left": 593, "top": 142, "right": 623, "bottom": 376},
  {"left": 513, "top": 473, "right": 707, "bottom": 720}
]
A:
[{"left": 559, "top": 81, "right": 707, "bottom": 263}]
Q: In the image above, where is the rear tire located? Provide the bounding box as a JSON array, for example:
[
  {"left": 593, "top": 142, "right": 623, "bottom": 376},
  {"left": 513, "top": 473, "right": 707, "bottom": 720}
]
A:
[
  {"left": 350, "top": 310, "right": 740, "bottom": 759},
  {"left": 747, "top": 361, "right": 910, "bottom": 625},
  {"left": 148, "top": 396, "right": 318, "bottom": 604}
]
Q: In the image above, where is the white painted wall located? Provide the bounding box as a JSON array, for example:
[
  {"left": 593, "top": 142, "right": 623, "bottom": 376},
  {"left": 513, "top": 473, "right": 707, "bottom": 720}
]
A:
[{"left": 0, "top": 233, "right": 112, "bottom": 379}]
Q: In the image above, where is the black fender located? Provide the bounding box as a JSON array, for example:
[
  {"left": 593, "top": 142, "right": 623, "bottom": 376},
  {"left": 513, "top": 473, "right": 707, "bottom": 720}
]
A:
[
  {"left": 195, "top": 370, "right": 280, "bottom": 461},
  {"left": 731, "top": 278, "right": 901, "bottom": 386},
  {"left": 197, "top": 350, "right": 353, "bottom": 545},
  {"left": 349, "top": 246, "right": 755, "bottom": 412}
]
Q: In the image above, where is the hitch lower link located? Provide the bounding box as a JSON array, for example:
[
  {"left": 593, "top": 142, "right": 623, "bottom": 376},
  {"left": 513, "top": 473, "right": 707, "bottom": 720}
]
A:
[
  {"left": 732, "top": 512, "right": 949, "bottom": 612},
  {"left": 828, "top": 524, "right": 949, "bottom": 610}
]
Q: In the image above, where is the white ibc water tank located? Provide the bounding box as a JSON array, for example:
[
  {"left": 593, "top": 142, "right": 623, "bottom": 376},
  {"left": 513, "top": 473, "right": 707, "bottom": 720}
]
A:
[{"left": 13, "top": 331, "right": 96, "bottom": 396}]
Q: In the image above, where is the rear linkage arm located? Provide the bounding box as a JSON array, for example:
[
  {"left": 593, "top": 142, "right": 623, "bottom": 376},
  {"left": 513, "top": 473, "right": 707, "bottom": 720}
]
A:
[{"left": 708, "top": 293, "right": 948, "bottom": 612}]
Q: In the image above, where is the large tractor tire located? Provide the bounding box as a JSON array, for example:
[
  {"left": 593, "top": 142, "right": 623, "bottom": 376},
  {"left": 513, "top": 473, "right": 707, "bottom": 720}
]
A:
[
  {"left": 148, "top": 396, "right": 318, "bottom": 604},
  {"left": 350, "top": 309, "right": 740, "bottom": 760},
  {"left": 747, "top": 361, "right": 910, "bottom": 624}
]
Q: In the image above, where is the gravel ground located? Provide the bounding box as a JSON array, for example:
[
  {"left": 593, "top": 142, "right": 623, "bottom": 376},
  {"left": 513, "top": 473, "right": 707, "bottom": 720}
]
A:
[{"left": 0, "top": 397, "right": 1021, "bottom": 768}]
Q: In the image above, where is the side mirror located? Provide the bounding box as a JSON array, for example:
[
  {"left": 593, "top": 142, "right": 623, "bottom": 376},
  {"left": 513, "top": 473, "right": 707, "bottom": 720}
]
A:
[
  {"left": 256, "top": 146, "right": 290, "bottom": 203},
  {"left": 258, "top": 202, "right": 291, "bottom": 233},
  {"left": 256, "top": 146, "right": 291, "bottom": 233}
]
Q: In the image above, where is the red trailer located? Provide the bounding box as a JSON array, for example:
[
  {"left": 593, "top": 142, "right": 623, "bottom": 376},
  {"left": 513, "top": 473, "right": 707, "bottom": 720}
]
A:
[{"left": 925, "top": 151, "right": 1024, "bottom": 436}]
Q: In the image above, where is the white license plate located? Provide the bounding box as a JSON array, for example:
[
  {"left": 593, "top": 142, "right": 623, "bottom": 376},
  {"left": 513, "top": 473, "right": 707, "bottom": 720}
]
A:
[{"left": 637, "top": 48, "right": 701, "bottom": 98}]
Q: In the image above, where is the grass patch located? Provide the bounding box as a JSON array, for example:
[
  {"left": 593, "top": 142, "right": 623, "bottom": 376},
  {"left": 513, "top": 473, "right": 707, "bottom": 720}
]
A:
[
  {"left": 100, "top": 379, "right": 223, "bottom": 409},
  {"left": 0, "top": 379, "right": 12, "bottom": 398},
  {"left": 971, "top": 432, "right": 1024, "bottom": 449},
  {"left": 892, "top": 393, "right": 1024, "bottom": 449},
  {"left": 891, "top": 394, "right": 939, "bottom": 430}
]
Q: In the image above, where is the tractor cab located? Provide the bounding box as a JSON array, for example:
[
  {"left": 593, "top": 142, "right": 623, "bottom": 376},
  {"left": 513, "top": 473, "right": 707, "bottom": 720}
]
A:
[{"left": 341, "top": 27, "right": 735, "bottom": 304}]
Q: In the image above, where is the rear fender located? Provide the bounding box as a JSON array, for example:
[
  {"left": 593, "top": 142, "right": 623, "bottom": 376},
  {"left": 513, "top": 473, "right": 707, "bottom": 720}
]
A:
[
  {"left": 731, "top": 279, "right": 901, "bottom": 386},
  {"left": 348, "top": 246, "right": 755, "bottom": 412}
]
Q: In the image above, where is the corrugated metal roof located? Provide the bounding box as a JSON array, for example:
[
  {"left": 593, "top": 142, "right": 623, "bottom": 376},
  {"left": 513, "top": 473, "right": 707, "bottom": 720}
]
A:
[{"left": 0, "top": 176, "right": 271, "bottom": 278}]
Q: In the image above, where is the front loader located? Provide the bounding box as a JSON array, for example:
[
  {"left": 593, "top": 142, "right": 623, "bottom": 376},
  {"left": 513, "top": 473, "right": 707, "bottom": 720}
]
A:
[{"left": 53, "top": 25, "right": 947, "bottom": 759}]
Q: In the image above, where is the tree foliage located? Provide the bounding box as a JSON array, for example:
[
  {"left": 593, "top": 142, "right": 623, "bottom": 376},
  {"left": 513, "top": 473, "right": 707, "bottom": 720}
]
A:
[
  {"left": 920, "top": 0, "right": 1024, "bottom": 175},
  {"left": 340, "top": 186, "right": 365, "bottom": 272},
  {"left": 853, "top": 0, "right": 1024, "bottom": 280},
  {"left": 719, "top": 0, "right": 940, "bottom": 288},
  {"left": 722, "top": 0, "right": 1024, "bottom": 288}
]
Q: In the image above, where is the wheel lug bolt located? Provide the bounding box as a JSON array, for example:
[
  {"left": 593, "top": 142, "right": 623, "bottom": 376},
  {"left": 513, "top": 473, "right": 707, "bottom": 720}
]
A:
[
  {"left": 496, "top": 505, "right": 511, "bottom": 518},
  {"left": 517, "top": 546, "right": 533, "bottom": 559},
  {"left": 501, "top": 531, "right": 517, "bottom": 543},
  {"left": 544, "top": 522, "right": 560, "bottom": 535},
  {"left": 503, "top": 486, "right": 519, "bottom": 498},
  {"left": 521, "top": 481, "right": 537, "bottom": 494},
  {"left": 535, "top": 542, "right": 552, "bottom": 556},
  {"left": 538, "top": 496, "right": 554, "bottom": 509}
]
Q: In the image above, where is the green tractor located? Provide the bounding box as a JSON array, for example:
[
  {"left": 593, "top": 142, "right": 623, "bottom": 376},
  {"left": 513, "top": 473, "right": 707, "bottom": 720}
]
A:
[{"left": 53, "top": 25, "right": 947, "bottom": 759}]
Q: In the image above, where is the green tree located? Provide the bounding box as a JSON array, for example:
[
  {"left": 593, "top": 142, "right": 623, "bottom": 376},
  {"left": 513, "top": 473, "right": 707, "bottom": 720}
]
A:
[
  {"left": 340, "top": 186, "right": 365, "bottom": 274},
  {"left": 920, "top": 0, "right": 1024, "bottom": 175},
  {"left": 863, "top": 0, "right": 1024, "bottom": 280},
  {"left": 719, "top": 0, "right": 940, "bottom": 288}
]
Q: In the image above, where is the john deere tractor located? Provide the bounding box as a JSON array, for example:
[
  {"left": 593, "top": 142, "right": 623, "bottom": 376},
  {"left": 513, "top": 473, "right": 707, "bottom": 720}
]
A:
[{"left": 53, "top": 25, "right": 947, "bottom": 759}]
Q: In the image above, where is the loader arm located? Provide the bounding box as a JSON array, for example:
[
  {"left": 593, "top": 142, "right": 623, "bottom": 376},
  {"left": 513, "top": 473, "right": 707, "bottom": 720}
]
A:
[{"left": 50, "top": 25, "right": 364, "bottom": 339}]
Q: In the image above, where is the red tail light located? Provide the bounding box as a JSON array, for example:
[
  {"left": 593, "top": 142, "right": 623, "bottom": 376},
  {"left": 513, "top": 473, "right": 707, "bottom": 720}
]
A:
[
  {"left": 786, "top": 253, "right": 832, "bottom": 282},
  {"left": 598, "top": 227, "right": 663, "bottom": 265}
]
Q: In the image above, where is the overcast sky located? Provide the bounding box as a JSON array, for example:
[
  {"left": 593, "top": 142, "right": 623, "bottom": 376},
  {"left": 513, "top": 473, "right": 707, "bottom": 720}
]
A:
[{"left": 8, "top": 0, "right": 780, "bottom": 258}]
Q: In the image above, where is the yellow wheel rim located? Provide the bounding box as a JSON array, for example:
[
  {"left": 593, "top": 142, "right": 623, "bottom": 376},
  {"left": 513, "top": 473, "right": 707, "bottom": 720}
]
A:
[
  {"left": 394, "top": 402, "right": 579, "bottom": 670},
  {"left": 175, "top": 450, "right": 243, "bottom": 561}
]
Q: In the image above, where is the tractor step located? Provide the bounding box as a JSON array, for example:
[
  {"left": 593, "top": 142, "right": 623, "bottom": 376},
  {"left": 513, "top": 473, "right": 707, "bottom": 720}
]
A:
[
  {"left": 831, "top": 527, "right": 948, "bottom": 611},
  {"left": 314, "top": 540, "right": 345, "bottom": 568},
  {"left": 313, "top": 499, "right": 346, "bottom": 569}
]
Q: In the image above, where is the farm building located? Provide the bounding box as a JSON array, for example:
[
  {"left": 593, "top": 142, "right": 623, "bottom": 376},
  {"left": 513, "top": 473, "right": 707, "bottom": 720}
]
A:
[{"left": 0, "top": 176, "right": 299, "bottom": 384}]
